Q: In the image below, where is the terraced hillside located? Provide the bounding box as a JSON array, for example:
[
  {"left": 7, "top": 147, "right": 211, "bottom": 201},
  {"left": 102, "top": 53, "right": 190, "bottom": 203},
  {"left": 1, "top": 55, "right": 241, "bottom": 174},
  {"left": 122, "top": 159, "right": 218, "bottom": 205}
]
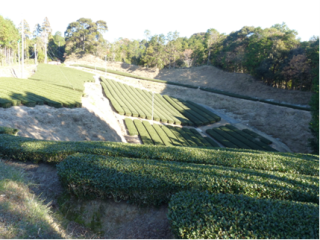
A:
[
  {"left": 101, "top": 77, "right": 220, "bottom": 126},
  {"left": 124, "top": 118, "right": 277, "bottom": 151},
  {"left": 124, "top": 118, "right": 219, "bottom": 148}
]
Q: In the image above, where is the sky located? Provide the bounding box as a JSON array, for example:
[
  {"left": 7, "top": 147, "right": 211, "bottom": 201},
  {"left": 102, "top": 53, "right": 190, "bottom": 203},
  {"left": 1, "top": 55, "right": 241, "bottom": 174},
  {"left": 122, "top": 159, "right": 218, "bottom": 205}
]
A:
[{"left": 1, "top": 0, "right": 319, "bottom": 42}]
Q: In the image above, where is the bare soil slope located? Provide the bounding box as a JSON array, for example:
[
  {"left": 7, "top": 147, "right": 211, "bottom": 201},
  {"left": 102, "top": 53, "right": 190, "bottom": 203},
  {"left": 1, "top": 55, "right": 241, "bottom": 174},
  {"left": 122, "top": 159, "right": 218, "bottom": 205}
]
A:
[
  {"left": 65, "top": 54, "right": 312, "bottom": 105},
  {"left": 157, "top": 66, "right": 312, "bottom": 105},
  {"left": 0, "top": 78, "right": 124, "bottom": 143}
]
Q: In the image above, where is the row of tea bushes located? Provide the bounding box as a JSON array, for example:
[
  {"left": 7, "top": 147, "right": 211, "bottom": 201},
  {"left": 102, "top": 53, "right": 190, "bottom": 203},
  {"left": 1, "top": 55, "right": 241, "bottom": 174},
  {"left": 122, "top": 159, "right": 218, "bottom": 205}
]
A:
[
  {"left": 0, "top": 64, "right": 94, "bottom": 108},
  {"left": 100, "top": 77, "right": 190, "bottom": 125},
  {"left": 123, "top": 118, "right": 219, "bottom": 148},
  {"left": 168, "top": 191, "right": 319, "bottom": 239},
  {"left": 0, "top": 134, "right": 317, "bottom": 176},
  {"left": 206, "top": 125, "right": 277, "bottom": 151},
  {"left": 0, "top": 78, "right": 82, "bottom": 108},
  {"left": 30, "top": 64, "right": 94, "bottom": 92},
  {"left": 72, "top": 64, "right": 311, "bottom": 111},
  {"left": 100, "top": 77, "right": 219, "bottom": 126},
  {"left": 57, "top": 153, "right": 319, "bottom": 206}
]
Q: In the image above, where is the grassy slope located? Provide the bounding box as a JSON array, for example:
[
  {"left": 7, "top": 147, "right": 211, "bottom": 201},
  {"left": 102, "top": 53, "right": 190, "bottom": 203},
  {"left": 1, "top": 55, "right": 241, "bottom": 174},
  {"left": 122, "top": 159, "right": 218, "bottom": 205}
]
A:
[{"left": 0, "top": 159, "right": 65, "bottom": 238}]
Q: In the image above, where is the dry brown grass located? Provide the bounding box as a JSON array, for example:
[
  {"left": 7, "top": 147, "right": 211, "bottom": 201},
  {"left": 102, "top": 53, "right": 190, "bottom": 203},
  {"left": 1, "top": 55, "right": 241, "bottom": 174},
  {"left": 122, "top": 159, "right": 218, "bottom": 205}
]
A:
[{"left": 0, "top": 159, "right": 67, "bottom": 238}]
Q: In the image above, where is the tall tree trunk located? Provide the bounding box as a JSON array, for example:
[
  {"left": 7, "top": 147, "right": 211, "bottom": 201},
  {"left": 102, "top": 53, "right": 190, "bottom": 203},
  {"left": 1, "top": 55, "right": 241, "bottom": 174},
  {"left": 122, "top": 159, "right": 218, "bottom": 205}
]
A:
[{"left": 5, "top": 46, "right": 7, "bottom": 65}]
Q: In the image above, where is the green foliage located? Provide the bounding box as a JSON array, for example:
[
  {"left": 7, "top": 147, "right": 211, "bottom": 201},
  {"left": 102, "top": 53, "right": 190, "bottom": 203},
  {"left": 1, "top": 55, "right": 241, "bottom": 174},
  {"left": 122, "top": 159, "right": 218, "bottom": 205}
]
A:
[
  {"left": 99, "top": 77, "right": 208, "bottom": 125},
  {"left": 57, "top": 153, "right": 319, "bottom": 205},
  {"left": 206, "top": 126, "right": 277, "bottom": 152},
  {"left": 0, "top": 77, "right": 79, "bottom": 108},
  {"left": 0, "top": 126, "right": 18, "bottom": 135},
  {"left": 0, "top": 65, "right": 94, "bottom": 108},
  {"left": 64, "top": 18, "right": 107, "bottom": 55},
  {"left": 0, "top": 134, "right": 318, "bottom": 176},
  {"left": 124, "top": 118, "right": 138, "bottom": 136},
  {"left": 133, "top": 119, "right": 153, "bottom": 145},
  {"left": 168, "top": 191, "right": 319, "bottom": 239},
  {"left": 152, "top": 124, "right": 173, "bottom": 147},
  {"left": 142, "top": 121, "right": 164, "bottom": 145},
  {"left": 307, "top": 38, "right": 319, "bottom": 153},
  {"left": 31, "top": 64, "right": 94, "bottom": 92}
]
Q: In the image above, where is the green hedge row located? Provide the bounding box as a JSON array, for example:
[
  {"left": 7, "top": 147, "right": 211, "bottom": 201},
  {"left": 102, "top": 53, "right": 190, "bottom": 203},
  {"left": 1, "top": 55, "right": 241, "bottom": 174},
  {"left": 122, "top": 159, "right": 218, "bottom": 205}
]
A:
[
  {"left": 182, "top": 128, "right": 205, "bottom": 147},
  {"left": 57, "top": 153, "right": 319, "bottom": 206},
  {"left": 101, "top": 77, "right": 192, "bottom": 125},
  {"left": 206, "top": 126, "right": 278, "bottom": 152},
  {"left": 172, "top": 98, "right": 211, "bottom": 126},
  {"left": 168, "top": 191, "right": 319, "bottom": 239},
  {"left": 152, "top": 124, "right": 173, "bottom": 146},
  {"left": 32, "top": 64, "right": 94, "bottom": 92},
  {"left": 164, "top": 95, "right": 203, "bottom": 126},
  {"left": 0, "top": 134, "right": 318, "bottom": 176},
  {"left": 160, "top": 125, "right": 183, "bottom": 146},
  {"left": 73, "top": 64, "right": 311, "bottom": 111},
  {"left": 124, "top": 118, "right": 138, "bottom": 136},
  {"left": 203, "top": 136, "right": 220, "bottom": 148},
  {"left": 166, "top": 126, "right": 190, "bottom": 146},
  {"left": 0, "top": 126, "right": 19, "bottom": 135},
  {"left": 186, "top": 100, "right": 221, "bottom": 122},
  {"left": 0, "top": 76, "right": 83, "bottom": 108},
  {"left": 162, "top": 95, "right": 193, "bottom": 126},
  {"left": 242, "top": 128, "right": 273, "bottom": 144},
  {"left": 174, "top": 98, "right": 221, "bottom": 125},
  {"left": 189, "top": 128, "right": 213, "bottom": 147},
  {"left": 0, "top": 64, "right": 93, "bottom": 108},
  {"left": 224, "top": 125, "right": 276, "bottom": 151},
  {"left": 220, "top": 125, "right": 265, "bottom": 150},
  {"left": 142, "top": 121, "right": 164, "bottom": 145},
  {"left": 206, "top": 129, "right": 238, "bottom": 148},
  {"left": 101, "top": 82, "right": 125, "bottom": 115},
  {"left": 107, "top": 78, "right": 139, "bottom": 117},
  {"left": 133, "top": 119, "right": 153, "bottom": 145},
  {"left": 215, "top": 127, "right": 252, "bottom": 149}
]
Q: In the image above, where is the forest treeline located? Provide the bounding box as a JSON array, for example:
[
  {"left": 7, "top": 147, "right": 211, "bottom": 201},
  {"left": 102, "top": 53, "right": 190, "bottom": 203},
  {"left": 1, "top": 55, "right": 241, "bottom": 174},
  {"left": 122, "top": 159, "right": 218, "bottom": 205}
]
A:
[
  {"left": 106, "top": 24, "right": 318, "bottom": 92},
  {"left": 0, "top": 16, "right": 318, "bottom": 152}
]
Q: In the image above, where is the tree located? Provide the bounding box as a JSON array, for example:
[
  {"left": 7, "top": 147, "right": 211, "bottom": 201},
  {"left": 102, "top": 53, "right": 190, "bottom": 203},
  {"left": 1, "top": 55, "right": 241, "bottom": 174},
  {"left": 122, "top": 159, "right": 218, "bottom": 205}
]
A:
[
  {"left": 42, "top": 17, "right": 52, "bottom": 37},
  {"left": 33, "top": 23, "right": 42, "bottom": 38},
  {"left": 64, "top": 18, "right": 107, "bottom": 55},
  {"left": 206, "top": 28, "right": 220, "bottom": 65},
  {"left": 0, "top": 16, "right": 19, "bottom": 65},
  {"left": 183, "top": 49, "right": 193, "bottom": 67},
  {"left": 166, "top": 31, "right": 180, "bottom": 68},
  {"left": 306, "top": 37, "right": 319, "bottom": 153}
]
